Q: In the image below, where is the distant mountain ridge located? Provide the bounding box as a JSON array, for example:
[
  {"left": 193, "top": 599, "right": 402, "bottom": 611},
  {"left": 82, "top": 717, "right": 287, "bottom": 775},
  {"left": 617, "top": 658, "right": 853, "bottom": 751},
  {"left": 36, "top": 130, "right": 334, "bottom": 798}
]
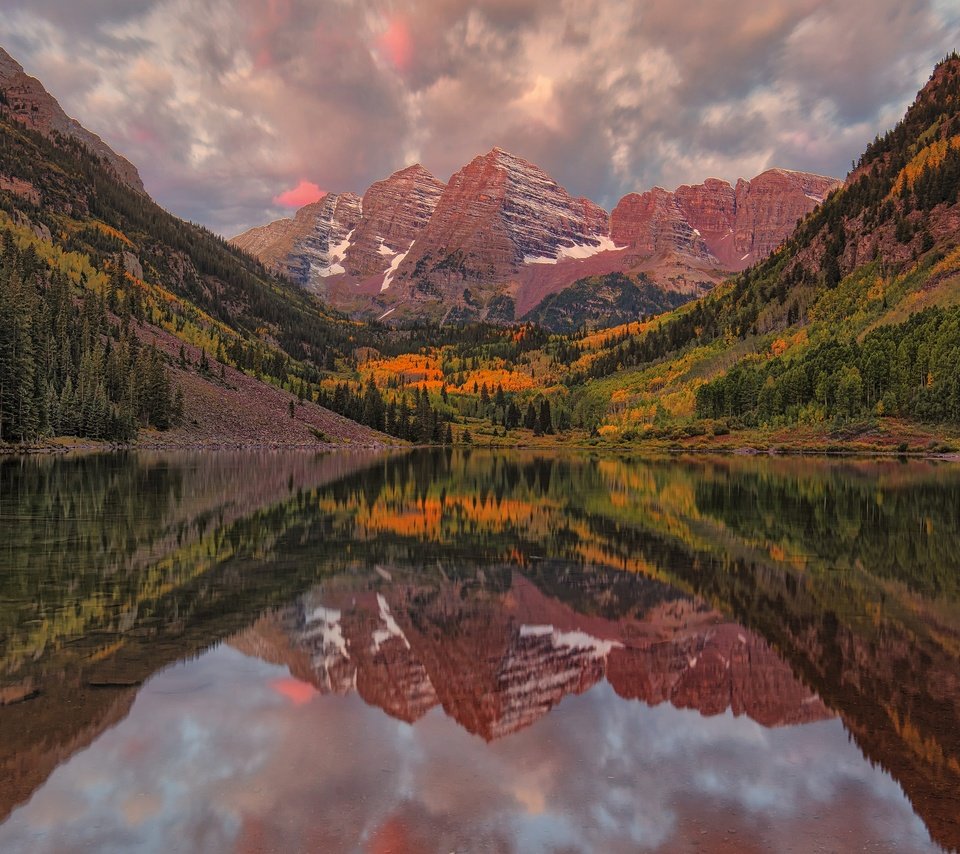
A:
[
  {"left": 233, "top": 147, "right": 840, "bottom": 327},
  {"left": 611, "top": 168, "right": 841, "bottom": 271},
  {"left": 231, "top": 571, "right": 831, "bottom": 741}
]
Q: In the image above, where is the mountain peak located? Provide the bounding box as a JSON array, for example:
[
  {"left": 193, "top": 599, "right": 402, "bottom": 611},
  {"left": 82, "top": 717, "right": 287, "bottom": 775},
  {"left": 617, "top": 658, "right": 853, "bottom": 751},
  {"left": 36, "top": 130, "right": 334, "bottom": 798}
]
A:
[
  {"left": 0, "top": 45, "right": 146, "bottom": 194},
  {"left": 921, "top": 52, "right": 960, "bottom": 101},
  {"left": 483, "top": 146, "right": 531, "bottom": 168},
  {"left": 612, "top": 168, "right": 841, "bottom": 271},
  {"left": 0, "top": 45, "right": 24, "bottom": 76}
]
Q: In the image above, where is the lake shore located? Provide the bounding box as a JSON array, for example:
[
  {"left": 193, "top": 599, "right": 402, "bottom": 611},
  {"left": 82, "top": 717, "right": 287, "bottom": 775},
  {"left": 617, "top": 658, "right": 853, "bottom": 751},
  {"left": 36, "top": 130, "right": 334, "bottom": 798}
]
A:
[{"left": 3, "top": 432, "right": 959, "bottom": 461}]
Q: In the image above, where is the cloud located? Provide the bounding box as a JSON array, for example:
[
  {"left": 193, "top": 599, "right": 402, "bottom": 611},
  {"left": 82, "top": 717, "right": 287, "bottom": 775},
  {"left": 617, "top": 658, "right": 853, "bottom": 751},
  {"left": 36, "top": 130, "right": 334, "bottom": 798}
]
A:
[
  {"left": 375, "top": 15, "right": 414, "bottom": 73},
  {"left": 273, "top": 180, "right": 326, "bottom": 208},
  {"left": 0, "top": 0, "right": 958, "bottom": 235},
  {"left": 269, "top": 676, "right": 318, "bottom": 704},
  {"left": 0, "top": 645, "right": 940, "bottom": 853}
]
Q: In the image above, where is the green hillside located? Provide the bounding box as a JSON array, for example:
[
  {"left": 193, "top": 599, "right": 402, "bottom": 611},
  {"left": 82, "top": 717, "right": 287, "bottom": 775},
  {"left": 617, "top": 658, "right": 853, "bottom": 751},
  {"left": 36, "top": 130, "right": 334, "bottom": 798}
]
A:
[
  {"left": 537, "top": 53, "right": 960, "bottom": 448},
  {"left": 0, "top": 101, "right": 456, "bottom": 446},
  {"left": 3, "top": 54, "right": 960, "bottom": 451},
  {"left": 521, "top": 272, "right": 693, "bottom": 334}
]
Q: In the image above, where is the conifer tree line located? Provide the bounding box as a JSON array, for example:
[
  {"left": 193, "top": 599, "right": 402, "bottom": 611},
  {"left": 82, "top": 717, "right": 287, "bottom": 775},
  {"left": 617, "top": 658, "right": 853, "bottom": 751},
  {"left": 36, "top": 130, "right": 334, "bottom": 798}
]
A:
[
  {"left": 457, "top": 380, "right": 565, "bottom": 435},
  {"left": 695, "top": 305, "right": 960, "bottom": 426},
  {"left": 0, "top": 231, "right": 180, "bottom": 443},
  {"left": 316, "top": 382, "right": 453, "bottom": 443}
]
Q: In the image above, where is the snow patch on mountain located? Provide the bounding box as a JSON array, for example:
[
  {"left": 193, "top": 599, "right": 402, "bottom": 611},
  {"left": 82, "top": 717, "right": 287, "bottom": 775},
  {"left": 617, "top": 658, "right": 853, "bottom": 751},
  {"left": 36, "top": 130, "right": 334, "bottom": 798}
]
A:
[
  {"left": 316, "top": 229, "right": 354, "bottom": 277},
  {"left": 381, "top": 244, "right": 412, "bottom": 292},
  {"left": 523, "top": 235, "right": 624, "bottom": 265},
  {"left": 519, "top": 623, "right": 622, "bottom": 656},
  {"left": 372, "top": 594, "right": 410, "bottom": 651}
]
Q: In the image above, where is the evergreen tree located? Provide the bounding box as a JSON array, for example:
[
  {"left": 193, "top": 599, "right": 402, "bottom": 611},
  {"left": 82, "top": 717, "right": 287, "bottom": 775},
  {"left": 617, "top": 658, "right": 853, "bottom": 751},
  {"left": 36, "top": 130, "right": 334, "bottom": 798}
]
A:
[
  {"left": 538, "top": 399, "right": 554, "bottom": 435},
  {"left": 524, "top": 402, "right": 538, "bottom": 431}
]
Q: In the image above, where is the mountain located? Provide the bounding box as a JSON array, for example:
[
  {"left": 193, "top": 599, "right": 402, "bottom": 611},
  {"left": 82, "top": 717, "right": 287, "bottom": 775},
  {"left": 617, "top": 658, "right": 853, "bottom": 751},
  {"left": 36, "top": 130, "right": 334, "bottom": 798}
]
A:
[
  {"left": 382, "top": 147, "right": 613, "bottom": 319},
  {"left": 612, "top": 168, "right": 841, "bottom": 271},
  {"left": 0, "top": 46, "right": 145, "bottom": 194},
  {"left": 556, "top": 53, "right": 960, "bottom": 443},
  {"left": 230, "top": 571, "right": 830, "bottom": 741},
  {"left": 0, "top": 44, "right": 395, "bottom": 448},
  {"left": 231, "top": 191, "right": 363, "bottom": 284},
  {"left": 344, "top": 164, "right": 446, "bottom": 278},
  {"left": 234, "top": 148, "right": 838, "bottom": 329},
  {"left": 232, "top": 164, "right": 445, "bottom": 302}
]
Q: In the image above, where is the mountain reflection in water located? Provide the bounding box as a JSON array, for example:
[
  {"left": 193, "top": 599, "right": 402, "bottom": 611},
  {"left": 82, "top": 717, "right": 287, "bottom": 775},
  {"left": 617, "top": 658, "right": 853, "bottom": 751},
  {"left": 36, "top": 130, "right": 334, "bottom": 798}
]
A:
[{"left": 0, "top": 449, "right": 958, "bottom": 853}]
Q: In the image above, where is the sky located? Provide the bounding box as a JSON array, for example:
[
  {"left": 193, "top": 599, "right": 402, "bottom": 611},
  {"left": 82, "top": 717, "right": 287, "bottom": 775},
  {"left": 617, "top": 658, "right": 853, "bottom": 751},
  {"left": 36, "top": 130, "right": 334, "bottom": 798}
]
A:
[
  {"left": 1, "top": 1, "right": 958, "bottom": 237},
  {"left": 0, "top": 644, "right": 939, "bottom": 853}
]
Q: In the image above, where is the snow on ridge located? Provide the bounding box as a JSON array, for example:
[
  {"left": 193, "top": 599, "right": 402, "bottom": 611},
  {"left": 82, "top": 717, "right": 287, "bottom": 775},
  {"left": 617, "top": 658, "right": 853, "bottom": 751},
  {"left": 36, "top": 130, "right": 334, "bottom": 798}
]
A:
[
  {"left": 317, "top": 229, "right": 355, "bottom": 277},
  {"left": 372, "top": 593, "right": 410, "bottom": 651},
  {"left": 519, "top": 623, "right": 623, "bottom": 657},
  {"left": 519, "top": 624, "right": 554, "bottom": 637},
  {"left": 303, "top": 604, "right": 349, "bottom": 660},
  {"left": 381, "top": 242, "right": 413, "bottom": 292},
  {"left": 377, "top": 307, "right": 396, "bottom": 321},
  {"left": 523, "top": 234, "right": 625, "bottom": 266},
  {"left": 308, "top": 605, "right": 341, "bottom": 624},
  {"left": 558, "top": 235, "right": 624, "bottom": 260},
  {"left": 552, "top": 629, "right": 623, "bottom": 656}
]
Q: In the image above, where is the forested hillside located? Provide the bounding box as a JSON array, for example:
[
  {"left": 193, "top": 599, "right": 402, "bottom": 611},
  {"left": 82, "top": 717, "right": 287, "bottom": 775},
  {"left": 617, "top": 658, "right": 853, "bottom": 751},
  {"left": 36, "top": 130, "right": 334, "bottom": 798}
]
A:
[
  {"left": 544, "top": 53, "right": 960, "bottom": 444},
  {"left": 3, "top": 54, "right": 960, "bottom": 450},
  {"left": 0, "top": 236, "right": 175, "bottom": 442},
  {"left": 0, "top": 97, "right": 403, "bottom": 446}
]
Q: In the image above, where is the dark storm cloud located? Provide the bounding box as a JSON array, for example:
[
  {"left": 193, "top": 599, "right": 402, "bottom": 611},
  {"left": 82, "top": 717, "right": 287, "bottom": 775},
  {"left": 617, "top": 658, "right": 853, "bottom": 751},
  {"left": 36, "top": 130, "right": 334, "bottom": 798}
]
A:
[{"left": 1, "top": 0, "right": 957, "bottom": 235}]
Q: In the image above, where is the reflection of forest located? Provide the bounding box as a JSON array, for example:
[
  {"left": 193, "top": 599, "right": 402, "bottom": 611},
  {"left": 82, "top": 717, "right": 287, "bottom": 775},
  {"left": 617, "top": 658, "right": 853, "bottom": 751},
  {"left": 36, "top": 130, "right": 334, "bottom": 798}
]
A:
[{"left": 1, "top": 450, "right": 959, "bottom": 849}]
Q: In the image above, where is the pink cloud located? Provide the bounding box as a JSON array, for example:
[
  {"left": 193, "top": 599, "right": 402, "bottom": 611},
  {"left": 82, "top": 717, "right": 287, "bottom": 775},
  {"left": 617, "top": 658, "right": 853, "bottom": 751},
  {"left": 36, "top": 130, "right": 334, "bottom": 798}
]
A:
[
  {"left": 247, "top": 0, "right": 293, "bottom": 70},
  {"left": 270, "top": 677, "right": 318, "bottom": 706},
  {"left": 376, "top": 16, "right": 413, "bottom": 72},
  {"left": 273, "top": 180, "right": 326, "bottom": 208}
]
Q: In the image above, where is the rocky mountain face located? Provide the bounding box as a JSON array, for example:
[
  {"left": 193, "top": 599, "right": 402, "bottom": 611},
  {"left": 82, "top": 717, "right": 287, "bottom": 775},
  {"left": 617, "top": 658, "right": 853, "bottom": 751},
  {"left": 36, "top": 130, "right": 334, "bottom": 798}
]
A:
[
  {"left": 387, "top": 148, "right": 613, "bottom": 306},
  {"left": 231, "top": 572, "right": 831, "bottom": 741},
  {"left": 231, "top": 191, "right": 363, "bottom": 285},
  {"left": 346, "top": 164, "right": 446, "bottom": 279},
  {"left": 0, "top": 46, "right": 145, "bottom": 194},
  {"left": 233, "top": 148, "right": 840, "bottom": 327},
  {"left": 611, "top": 169, "right": 842, "bottom": 271},
  {"left": 231, "top": 165, "right": 444, "bottom": 291}
]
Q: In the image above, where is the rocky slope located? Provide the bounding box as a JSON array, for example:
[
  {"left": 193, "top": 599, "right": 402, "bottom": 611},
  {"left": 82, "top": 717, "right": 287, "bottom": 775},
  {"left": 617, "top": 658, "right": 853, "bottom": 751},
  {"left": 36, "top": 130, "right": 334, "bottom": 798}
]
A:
[
  {"left": 231, "top": 165, "right": 445, "bottom": 293},
  {"left": 345, "top": 164, "right": 446, "bottom": 279},
  {"left": 231, "top": 191, "right": 363, "bottom": 286},
  {"left": 611, "top": 168, "right": 841, "bottom": 271},
  {"left": 0, "top": 46, "right": 145, "bottom": 194}
]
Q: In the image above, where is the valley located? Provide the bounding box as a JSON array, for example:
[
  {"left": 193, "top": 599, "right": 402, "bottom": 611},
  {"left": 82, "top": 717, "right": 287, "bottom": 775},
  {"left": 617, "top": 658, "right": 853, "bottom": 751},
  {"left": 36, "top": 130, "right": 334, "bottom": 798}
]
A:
[{"left": 1, "top": 46, "right": 959, "bottom": 455}]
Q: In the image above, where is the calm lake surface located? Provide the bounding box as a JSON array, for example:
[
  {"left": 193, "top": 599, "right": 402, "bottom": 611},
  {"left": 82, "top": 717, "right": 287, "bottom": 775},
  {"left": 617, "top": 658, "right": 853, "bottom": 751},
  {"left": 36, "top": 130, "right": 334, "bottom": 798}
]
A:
[{"left": 0, "top": 449, "right": 958, "bottom": 853}]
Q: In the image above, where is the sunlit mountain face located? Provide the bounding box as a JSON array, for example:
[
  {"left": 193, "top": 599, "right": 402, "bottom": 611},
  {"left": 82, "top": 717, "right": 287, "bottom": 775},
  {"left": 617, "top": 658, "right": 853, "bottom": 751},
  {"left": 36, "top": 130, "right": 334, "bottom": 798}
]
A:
[{"left": 1, "top": 450, "right": 959, "bottom": 852}]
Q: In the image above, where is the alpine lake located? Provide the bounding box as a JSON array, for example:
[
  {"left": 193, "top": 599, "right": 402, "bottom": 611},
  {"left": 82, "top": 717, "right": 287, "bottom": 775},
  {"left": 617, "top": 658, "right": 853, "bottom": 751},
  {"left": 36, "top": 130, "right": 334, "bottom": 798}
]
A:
[{"left": 1, "top": 449, "right": 958, "bottom": 853}]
